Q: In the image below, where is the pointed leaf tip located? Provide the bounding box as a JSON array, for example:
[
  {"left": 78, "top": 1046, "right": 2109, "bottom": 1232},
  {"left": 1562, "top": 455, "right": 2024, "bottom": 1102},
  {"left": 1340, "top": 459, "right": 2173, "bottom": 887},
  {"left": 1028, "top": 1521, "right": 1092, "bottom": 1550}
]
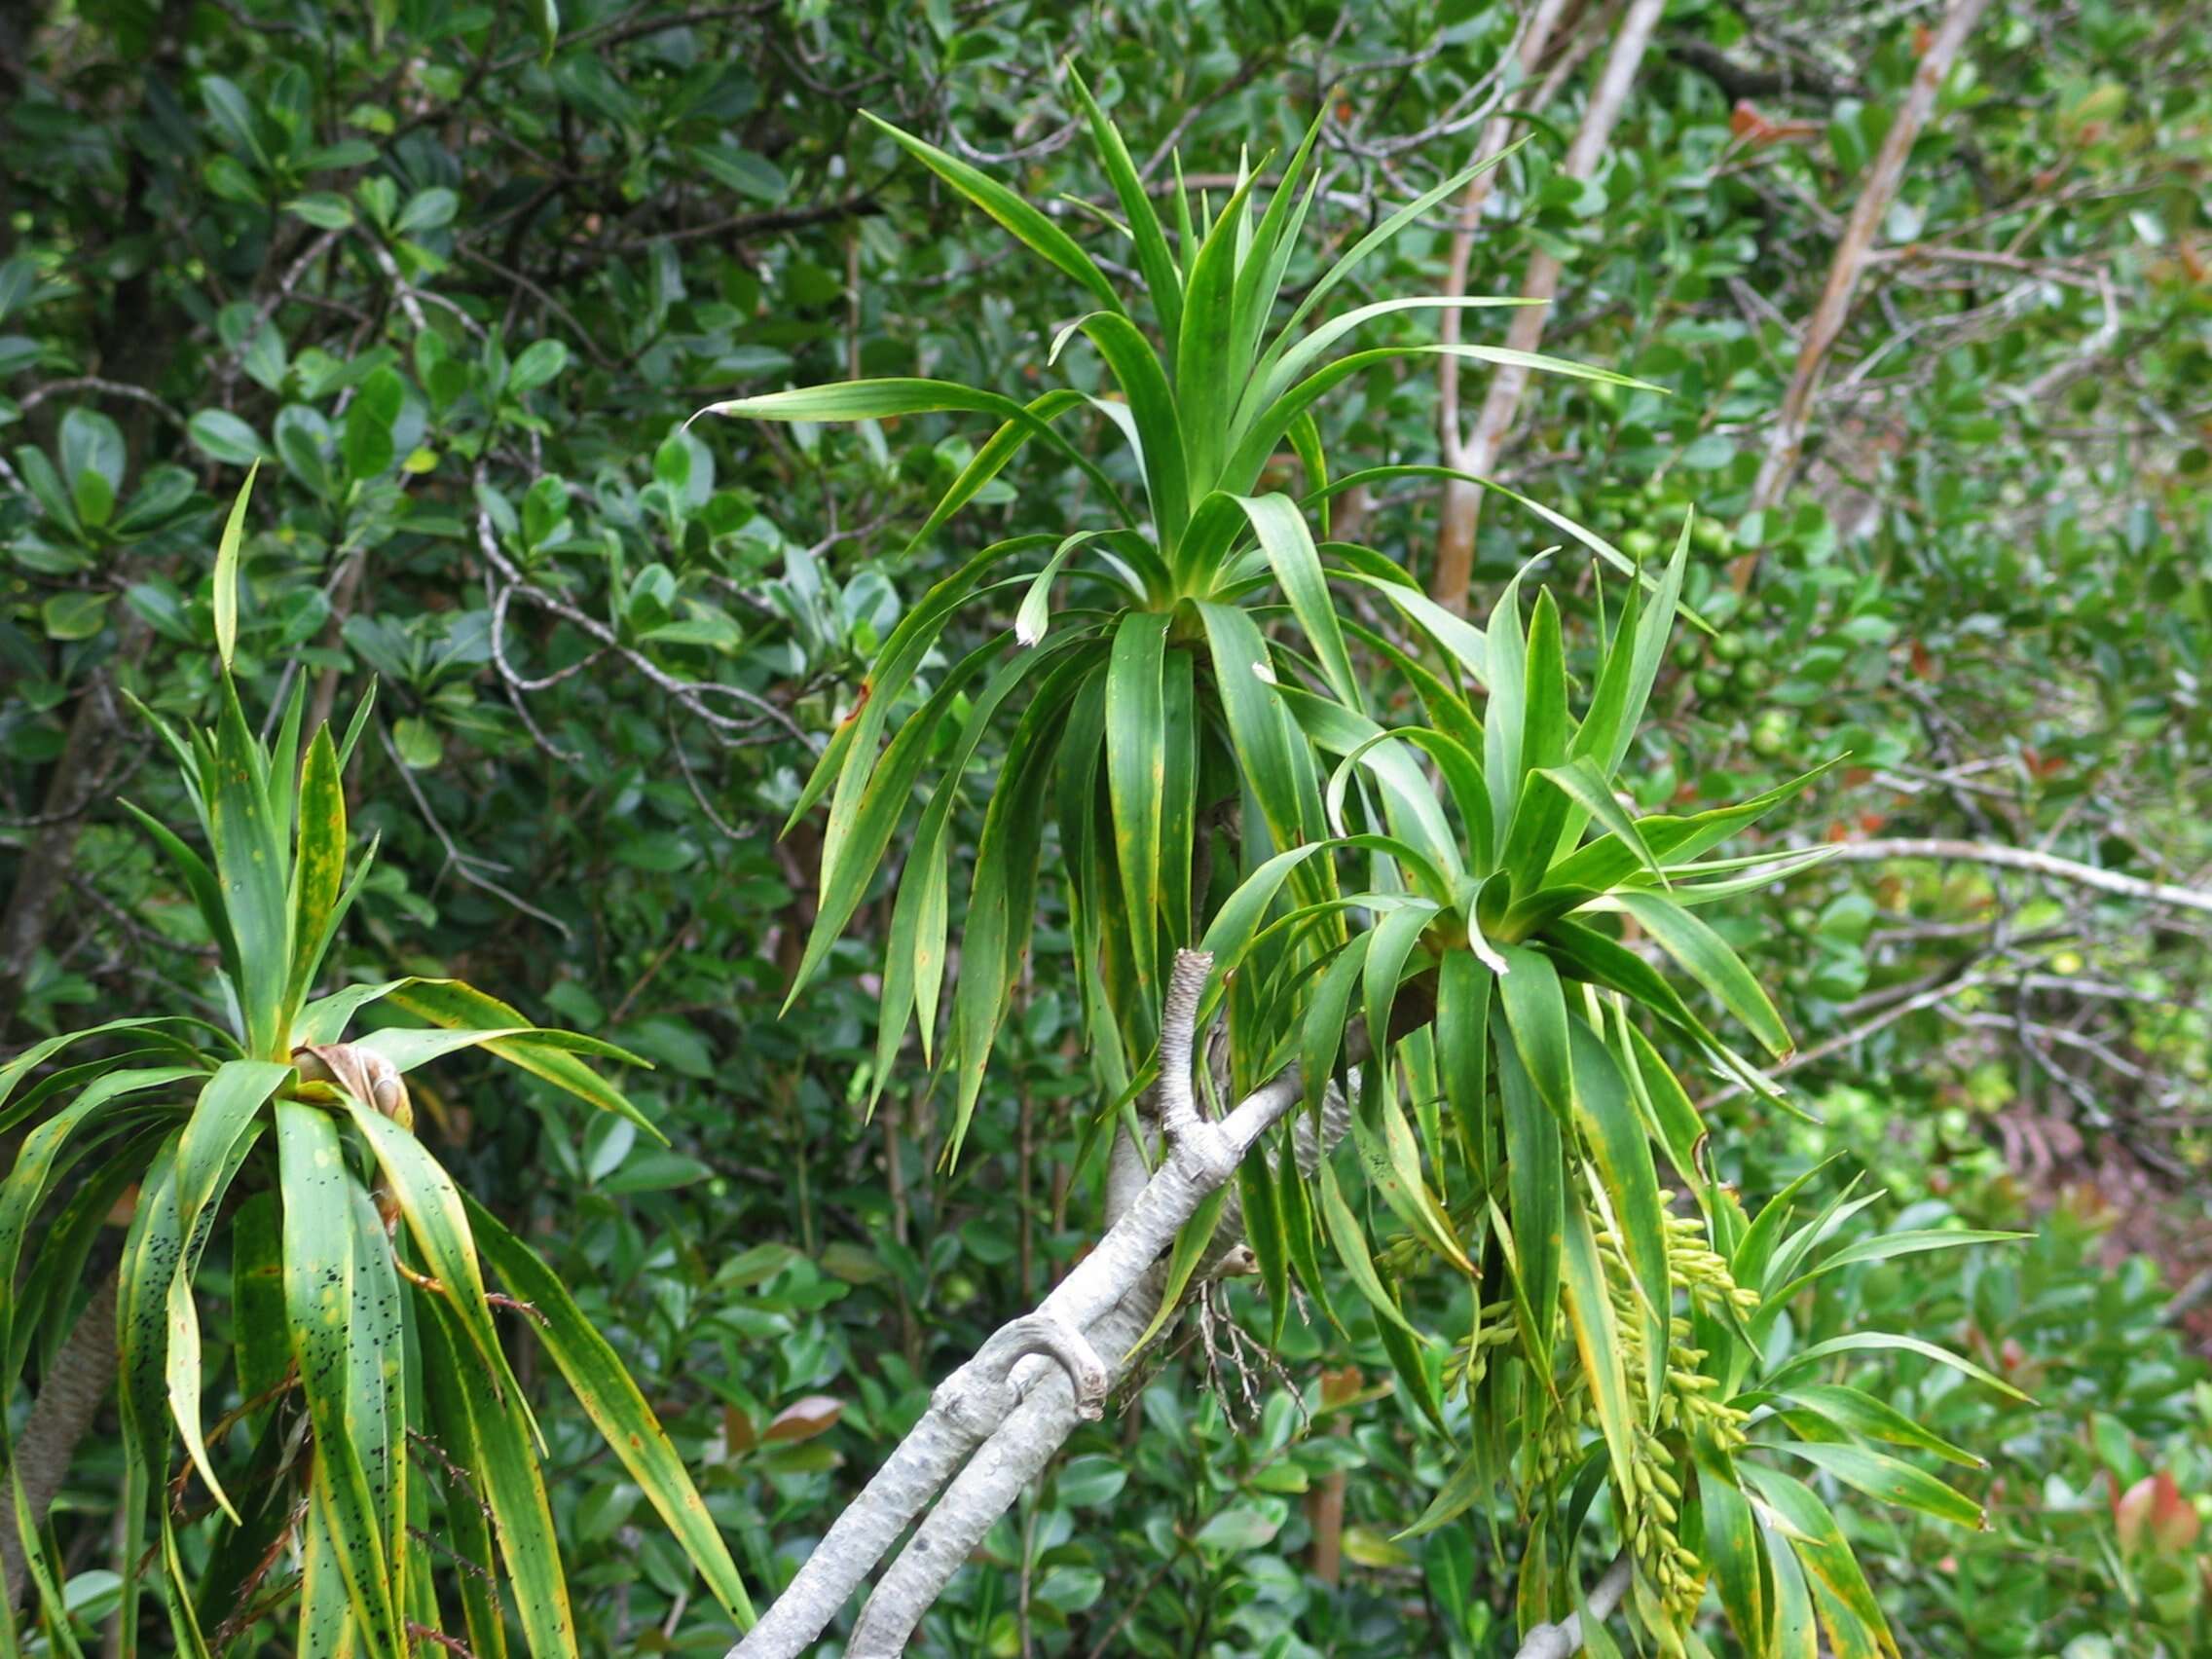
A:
[{"left": 213, "top": 458, "right": 260, "bottom": 671}]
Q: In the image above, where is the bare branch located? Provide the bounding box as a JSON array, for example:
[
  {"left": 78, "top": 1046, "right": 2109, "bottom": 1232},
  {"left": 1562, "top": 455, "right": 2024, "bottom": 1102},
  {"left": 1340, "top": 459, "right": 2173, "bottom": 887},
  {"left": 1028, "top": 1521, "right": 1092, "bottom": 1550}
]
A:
[
  {"left": 1433, "top": 0, "right": 1668, "bottom": 612},
  {"left": 1806, "top": 837, "right": 2212, "bottom": 916},
  {"left": 1736, "top": 0, "right": 1994, "bottom": 584}
]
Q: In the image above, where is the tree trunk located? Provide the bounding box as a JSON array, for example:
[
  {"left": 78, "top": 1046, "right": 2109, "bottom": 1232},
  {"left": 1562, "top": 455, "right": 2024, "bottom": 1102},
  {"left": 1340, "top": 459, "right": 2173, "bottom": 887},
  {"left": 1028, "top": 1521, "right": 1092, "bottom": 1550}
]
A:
[{"left": 2, "top": 1273, "right": 120, "bottom": 1608}]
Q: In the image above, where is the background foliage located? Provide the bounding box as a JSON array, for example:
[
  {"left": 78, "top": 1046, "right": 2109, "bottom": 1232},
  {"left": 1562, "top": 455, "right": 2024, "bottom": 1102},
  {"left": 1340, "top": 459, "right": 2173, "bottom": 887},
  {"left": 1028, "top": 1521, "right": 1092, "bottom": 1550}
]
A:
[{"left": 3, "top": 0, "right": 2207, "bottom": 1654}]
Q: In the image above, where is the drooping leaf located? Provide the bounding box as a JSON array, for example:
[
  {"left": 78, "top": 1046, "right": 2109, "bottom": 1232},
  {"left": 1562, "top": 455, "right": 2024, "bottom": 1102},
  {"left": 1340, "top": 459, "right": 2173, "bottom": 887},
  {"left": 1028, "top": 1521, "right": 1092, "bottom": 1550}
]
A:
[{"left": 465, "top": 1198, "right": 756, "bottom": 1626}]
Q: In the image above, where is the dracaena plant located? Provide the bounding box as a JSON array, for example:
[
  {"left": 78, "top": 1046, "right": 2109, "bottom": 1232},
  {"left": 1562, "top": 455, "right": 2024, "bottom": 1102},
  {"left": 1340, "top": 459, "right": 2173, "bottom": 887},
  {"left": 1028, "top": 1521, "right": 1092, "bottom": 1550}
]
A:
[
  {"left": 0, "top": 470, "right": 752, "bottom": 1656},
  {"left": 685, "top": 78, "right": 2016, "bottom": 1657},
  {"left": 690, "top": 71, "right": 1652, "bottom": 1153},
  {"left": 1170, "top": 532, "right": 2025, "bottom": 1655}
]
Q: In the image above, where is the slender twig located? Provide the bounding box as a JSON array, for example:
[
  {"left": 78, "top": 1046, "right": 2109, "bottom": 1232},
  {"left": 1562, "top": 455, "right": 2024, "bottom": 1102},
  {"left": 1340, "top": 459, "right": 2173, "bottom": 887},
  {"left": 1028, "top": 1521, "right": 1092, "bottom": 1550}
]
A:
[{"left": 1805, "top": 838, "right": 2212, "bottom": 915}]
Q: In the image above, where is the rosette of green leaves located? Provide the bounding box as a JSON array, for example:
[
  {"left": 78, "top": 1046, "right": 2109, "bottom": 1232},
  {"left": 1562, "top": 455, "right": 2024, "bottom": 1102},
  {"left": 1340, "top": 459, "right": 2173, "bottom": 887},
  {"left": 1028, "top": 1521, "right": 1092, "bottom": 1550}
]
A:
[
  {"left": 0, "top": 471, "right": 752, "bottom": 1656},
  {"left": 691, "top": 73, "right": 1653, "bottom": 1154}
]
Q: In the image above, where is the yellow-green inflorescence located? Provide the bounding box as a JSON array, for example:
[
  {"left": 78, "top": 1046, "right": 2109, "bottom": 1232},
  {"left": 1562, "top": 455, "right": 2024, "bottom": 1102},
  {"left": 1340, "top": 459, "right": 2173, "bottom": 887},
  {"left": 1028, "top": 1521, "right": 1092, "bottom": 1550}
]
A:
[{"left": 1415, "top": 1189, "right": 1759, "bottom": 1635}]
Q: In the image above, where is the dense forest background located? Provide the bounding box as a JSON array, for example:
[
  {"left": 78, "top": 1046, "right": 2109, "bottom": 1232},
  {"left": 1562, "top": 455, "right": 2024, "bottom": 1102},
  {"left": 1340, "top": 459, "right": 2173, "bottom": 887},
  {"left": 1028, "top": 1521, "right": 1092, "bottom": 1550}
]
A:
[{"left": 3, "top": 0, "right": 2209, "bottom": 1654}]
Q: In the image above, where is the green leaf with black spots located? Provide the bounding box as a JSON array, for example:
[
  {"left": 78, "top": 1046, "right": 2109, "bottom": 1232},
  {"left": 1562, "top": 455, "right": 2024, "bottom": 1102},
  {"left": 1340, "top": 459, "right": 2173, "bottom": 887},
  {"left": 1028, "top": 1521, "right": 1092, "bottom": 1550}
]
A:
[
  {"left": 466, "top": 1197, "right": 756, "bottom": 1626},
  {"left": 423, "top": 1297, "right": 577, "bottom": 1657},
  {"left": 166, "top": 1058, "right": 290, "bottom": 1522},
  {"left": 276, "top": 1103, "right": 401, "bottom": 1659},
  {"left": 341, "top": 1102, "right": 515, "bottom": 1419}
]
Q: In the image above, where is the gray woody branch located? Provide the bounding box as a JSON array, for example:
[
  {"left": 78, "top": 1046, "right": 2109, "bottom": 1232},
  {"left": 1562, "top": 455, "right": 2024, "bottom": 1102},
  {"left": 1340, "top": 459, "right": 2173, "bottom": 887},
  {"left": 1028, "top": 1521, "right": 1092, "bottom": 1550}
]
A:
[
  {"left": 729, "top": 948, "right": 1320, "bottom": 1659},
  {"left": 1512, "top": 1552, "right": 1634, "bottom": 1659}
]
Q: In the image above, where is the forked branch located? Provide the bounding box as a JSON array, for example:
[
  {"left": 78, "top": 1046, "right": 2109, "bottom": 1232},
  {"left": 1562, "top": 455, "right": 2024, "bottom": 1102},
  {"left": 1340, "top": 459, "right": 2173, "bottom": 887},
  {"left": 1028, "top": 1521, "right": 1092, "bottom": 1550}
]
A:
[{"left": 729, "top": 949, "right": 1309, "bottom": 1659}]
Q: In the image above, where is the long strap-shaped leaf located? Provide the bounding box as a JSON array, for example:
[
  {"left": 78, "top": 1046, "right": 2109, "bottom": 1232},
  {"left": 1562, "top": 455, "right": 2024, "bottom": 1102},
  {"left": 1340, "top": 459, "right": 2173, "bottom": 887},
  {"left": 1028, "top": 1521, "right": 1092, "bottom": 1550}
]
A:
[
  {"left": 861, "top": 111, "right": 1124, "bottom": 313},
  {"left": 1105, "top": 611, "right": 1171, "bottom": 1004},
  {"left": 342, "top": 1101, "right": 520, "bottom": 1421},
  {"left": 276, "top": 1103, "right": 402, "bottom": 1659},
  {"left": 420, "top": 1296, "right": 578, "bottom": 1657},
  {"left": 166, "top": 1059, "right": 291, "bottom": 1523},
  {"left": 1065, "top": 66, "right": 1182, "bottom": 347},
  {"left": 464, "top": 1197, "right": 756, "bottom": 1627}
]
